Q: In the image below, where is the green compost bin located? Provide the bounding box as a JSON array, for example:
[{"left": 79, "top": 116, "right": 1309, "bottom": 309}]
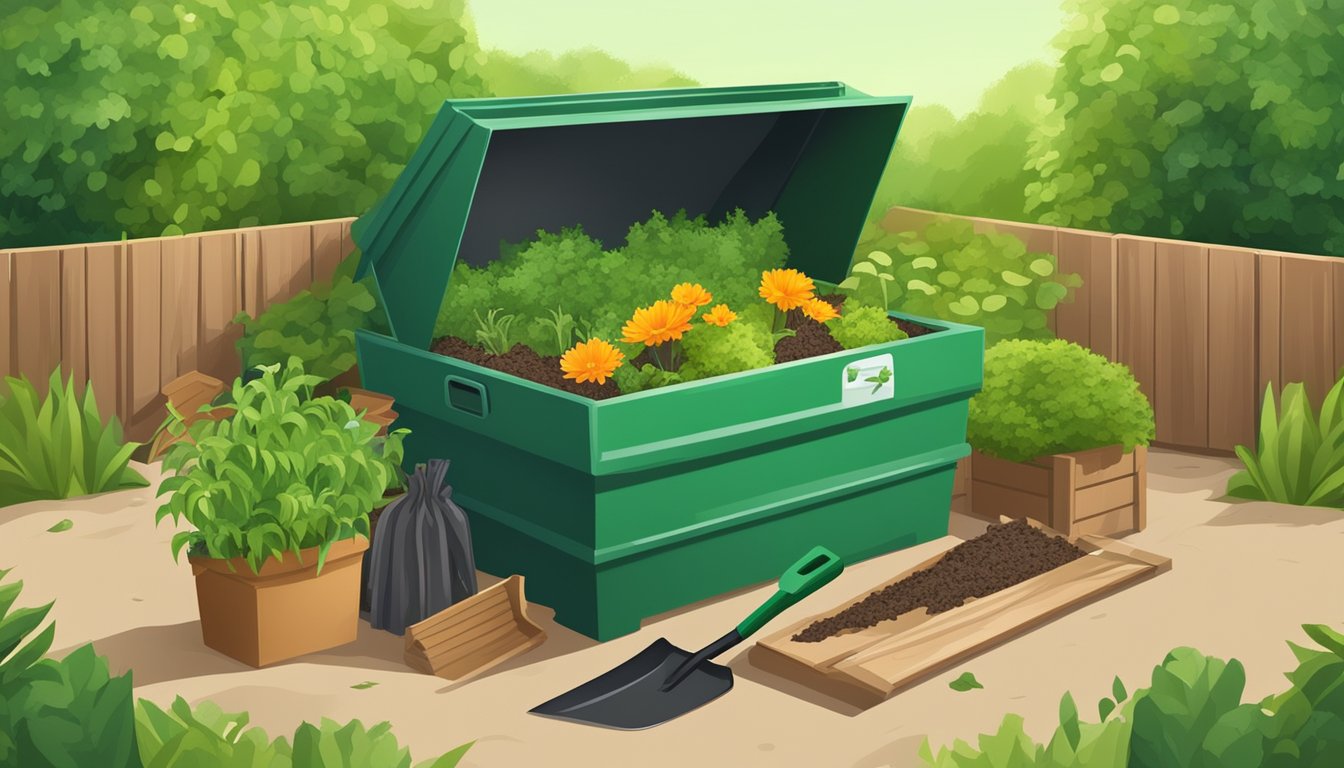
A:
[{"left": 353, "top": 82, "right": 984, "bottom": 641}]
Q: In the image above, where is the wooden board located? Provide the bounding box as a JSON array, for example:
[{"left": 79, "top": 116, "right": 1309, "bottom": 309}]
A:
[
  {"left": 60, "top": 246, "right": 88, "bottom": 387},
  {"left": 1275, "top": 252, "right": 1336, "bottom": 410},
  {"left": 403, "top": 574, "right": 546, "bottom": 683},
  {"left": 12, "top": 249, "right": 62, "bottom": 397},
  {"left": 1206, "top": 247, "right": 1258, "bottom": 452},
  {"left": 1116, "top": 237, "right": 1157, "bottom": 417},
  {"left": 84, "top": 244, "right": 122, "bottom": 417},
  {"left": 750, "top": 517, "right": 1171, "bottom": 709},
  {"left": 0, "top": 250, "right": 10, "bottom": 379},
  {"left": 1152, "top": 240, "right": 1208, "bottom": 447}
]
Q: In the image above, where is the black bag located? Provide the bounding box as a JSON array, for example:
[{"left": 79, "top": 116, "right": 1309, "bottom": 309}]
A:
[{"left": 363, "top": 459, "right": 478, "bottom": 635}]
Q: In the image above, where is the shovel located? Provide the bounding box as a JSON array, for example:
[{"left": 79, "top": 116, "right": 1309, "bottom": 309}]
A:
[{"left": 528, "top": 546, "right": 844, "bottom": 730}]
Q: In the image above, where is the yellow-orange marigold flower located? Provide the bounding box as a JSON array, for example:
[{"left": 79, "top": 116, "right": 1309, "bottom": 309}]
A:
[
  {"left": 701, "top": 304, "right": 737, "bottom": 327},
  {"left": 560, "top": 338, "right": 625, "bottom": 385},
  {"left": 759, "top": 268, "right": 815, "bottom": 311},
  {"left": 670, "top": 282, "right": 713, "bottom": 308},
  {"left": 620, "top": 300, "right": 696, "bottom": 346},
  {"left": 800, "top": 297, "right": 840, "bottom": 323}
]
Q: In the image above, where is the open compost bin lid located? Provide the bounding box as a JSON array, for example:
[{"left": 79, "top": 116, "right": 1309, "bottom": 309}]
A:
[{"left": 353, "top": 82, "right": 911, "bottom": 350}]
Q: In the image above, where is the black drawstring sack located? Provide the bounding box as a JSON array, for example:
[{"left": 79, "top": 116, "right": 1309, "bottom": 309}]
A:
[{"left": 362, "top": 459, "right": 478, "bottom": 635}]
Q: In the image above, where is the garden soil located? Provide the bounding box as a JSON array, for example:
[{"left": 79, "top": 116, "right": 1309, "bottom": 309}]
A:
[
  {"left": 432, "top": 294, "right": 934, "bottom": 393},
  {"left": 6, "top": 451, "right": 1342, "bottom": 768}
]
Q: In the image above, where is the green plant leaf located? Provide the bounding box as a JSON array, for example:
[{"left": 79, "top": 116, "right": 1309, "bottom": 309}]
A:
[
  {"left": 46, "top": 519, "right": 73, "bottom": 533},
  {"left": 351, "top": 681, "right": 379, "bottom": 690},
  {"left": 949, "top": 672, "right": 983, "bottom": 692}
]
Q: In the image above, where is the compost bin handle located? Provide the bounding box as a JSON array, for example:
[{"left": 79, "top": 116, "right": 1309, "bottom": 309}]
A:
[{"left": 445, "top": 376, "right": 490, "bottom": 418}]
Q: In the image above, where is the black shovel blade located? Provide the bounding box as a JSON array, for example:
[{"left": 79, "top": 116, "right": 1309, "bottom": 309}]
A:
[{"left": 528, "top": 639, "right": 733, "bottom": 730}]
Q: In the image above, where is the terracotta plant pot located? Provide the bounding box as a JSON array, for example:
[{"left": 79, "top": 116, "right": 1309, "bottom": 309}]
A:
[{"left": 190, "top": 536, "right": 369, "bottom": 667}]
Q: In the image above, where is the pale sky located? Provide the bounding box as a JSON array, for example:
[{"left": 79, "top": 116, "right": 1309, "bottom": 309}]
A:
[{"left": 468, "top": 0, "right": 1064, "bottom": 115}]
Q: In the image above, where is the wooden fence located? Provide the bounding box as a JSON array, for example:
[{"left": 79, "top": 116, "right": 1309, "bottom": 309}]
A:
[
  {"left": 885, "top": 207, "right": 1344, "bottom": 454},
  {"left": 0, "top": 219, "right": 356, "bottom": 441}
]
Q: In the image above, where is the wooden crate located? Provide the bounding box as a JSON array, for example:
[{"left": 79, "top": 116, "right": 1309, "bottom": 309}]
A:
[
  {"left": 950, "top": 456, "right": 972, "bottom": 516},
  {"left": 750, "top": 517, "right": 1171, "bottom": 709},
  {"left": 968, "top": 445, "right": 1148, "bottom": 538}
]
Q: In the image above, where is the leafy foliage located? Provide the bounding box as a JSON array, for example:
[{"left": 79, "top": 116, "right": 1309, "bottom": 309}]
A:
[
  {"left": 1226, "top": 374, "right": 1344, "bottom": 507},
  {"left": 135, "top": 696, "right": 474, "bottom": 768},
  {"left": 828, "top": 305, "right": 909, "bottom": 350},
  {"left": 611, "top": 363, "right": 683, "bottom": 396},
  {"left": 868, "top": 63, "right": 1054, "bottom": 225},
  {"left": 473, "top": 308, "right": 519, "bottom": 356},
  {"left": 968, "top": 340, "right": 1155, "bottom": 462},
  {"left": 0, "top": 1, "right": 488, "bottom": 248},
  {"left": 0, "top": 367, "right": 148, "bottom": 509},
  {"left": 949, "top": 672, "right": 984, "bottom": 692},
  {"left": 479, "top": 48, "right": 696, "bottom": 97},
  {"left": 433, "top": 210, "right": 789, "bottom": 353},
  {"left": 677, "top": 316, "right": 777, "bottom": 383},
  {"left": 923, "top": 624, "right": 1344, "bottom": 767},
  {"left": 156, "top": 358, "right": 407, "bottom": 574},
  {"left": 0, "top": 570, "right": 137, "bottom": 768},
  {"left": 1026, "top": 0, "right": 1344, "bottom": 255},
  {"left": 844, "top": 218, "right": 1080, "bottom": 347},
  {"left": 234, "top": 273, "right": 383, "bottom": 383},
  {"left": 536, "top": 306, "right": 579, "bottom": 357}
]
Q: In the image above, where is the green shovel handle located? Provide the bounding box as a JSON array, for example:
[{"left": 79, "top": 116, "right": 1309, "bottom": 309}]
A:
[{"left": 735, "top": 546, "right": 844, "bottom": 638}]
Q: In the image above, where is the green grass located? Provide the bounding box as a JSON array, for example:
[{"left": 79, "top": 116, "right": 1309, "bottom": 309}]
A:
[
  {"left": 1227, "top": 374, "right": 1344, "bottom": 508},
  {"left": 0, "top": 368, "right": 147, "bottom": 509}
]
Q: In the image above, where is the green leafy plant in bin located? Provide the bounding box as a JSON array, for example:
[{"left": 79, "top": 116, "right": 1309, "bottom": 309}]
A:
[
  {"left": 677, "top": 316, "right": 777, "bottom": 382},
  {"left": 0, "top": 367, "right": 148, "bottom": 509},
  {"left": 473, "top": 308, "right": 519, "bottom": 356},
  {"left": 234, "top": 274, "right": 383, "bottom": 383},
  {"left": 156, "top": 357, "right": 408, "bottom": 574},
  {"left": 828, "top": 305, "right": 909, "bottom": 351},
  {"left": 968, "top": 340, "right": 1154, "bottom": 462},
  {"left": 1225, "top": 371, "right": 1344, "bottom": 508},
  {"left": 536, "top": 306, "right": 580, "bottom": 356}
]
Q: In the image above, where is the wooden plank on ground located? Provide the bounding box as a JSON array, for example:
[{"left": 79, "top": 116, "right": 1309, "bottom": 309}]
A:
[
  {"left": 1116, "top": 237, "right": 1157, "bottom": 418},
  {"left": 259, "top": 223, "right": 313, "bottom": 305},
  {"left": 125, "top": 240, "right": 163, "bottom": 441},
  {"left": 1257, "top": 252, "right": 1281, "bottom": 405},
  {"left": 1206, "top": 247, "right": 1258, "bottom": 452},
  {"left": 312, "top": 219, "right": 350, "bottom": 283},
  {"left": 198, "top": 231, "right": 243, "bottom": 382},
  {"left": 0, "top": 251, "right": 11, "bottom": 379},
  {"left": 1153, "top": 240, "right": 1209, "bottom": 448},
  {"left": 59, "top": 247, "right": 88, "bottom": 388},
  {"left": 85, "top": 245, "right": 122, "bottom": 420},
  {"left": 11, "top": 249, "right": 63, "bottom": 397},
  {"left": 750, "top": 518, "right": 1171, "bottom": 709},
  {"left": 1276, "top": 253, "right": 1335, "bottom": 409},
  {"left": 160, "top": 236, "right": 201, "bottom": 386}
]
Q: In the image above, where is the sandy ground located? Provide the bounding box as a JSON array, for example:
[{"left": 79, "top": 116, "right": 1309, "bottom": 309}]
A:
[{"left": 2, "top": 449, "right": 1343, "bottom": 767}]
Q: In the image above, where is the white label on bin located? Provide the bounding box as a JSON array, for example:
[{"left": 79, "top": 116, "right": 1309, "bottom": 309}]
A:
[{"left": 841, "top": 353, "right": 895, "bottom": 408}]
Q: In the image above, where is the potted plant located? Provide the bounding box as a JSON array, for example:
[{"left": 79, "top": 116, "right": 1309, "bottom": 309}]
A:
[
  {"left": 155, "top": 358, "right": 408, "bottom": 667},
  {"left": 964, "top": 339, "right": 1155, "bottom": 538}
]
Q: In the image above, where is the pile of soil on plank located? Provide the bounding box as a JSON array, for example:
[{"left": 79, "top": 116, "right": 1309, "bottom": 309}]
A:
[
  {"left": 792, "top": 519, "right": 1089, "bottom": 643},
  {"left": 429, "top": 336, "right": 621, "bottom": 400},
  {"left": 429, "top": 294, "right": 938, "bottom": 399}
]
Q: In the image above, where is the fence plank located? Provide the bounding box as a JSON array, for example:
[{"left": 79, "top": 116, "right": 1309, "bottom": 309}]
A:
[
  {"left": 1277, "top": 253, "right": 1335, "bottom": 409},
  {"left": 199, "top": 231, "right": 243, "bottom": 382},
  {"left": 0, "top": 251, "right": 11, "bottom": 379},
  {"left": 1335, "top": 260, "right": 1344, "bottom": 385},
  {"left": 126, "top": 241, "right": 162, "bottom": 441},
  {"left": 85, "top": 245, "right": 122, "bottom": 419},
  {"left": 240, "top": 228, "right": 262, "bottom": 320},
  {"left": 1056, "top": 230, "right": 1116, "bottom": 357},
  {"left": 260, "top": 224, "right": 314, "bottom": 304},
  {"left": 160, "top": 236, "right": 201, "bottom": 385},
  {"left": 1116, "top": 237, "right": 1157, "bottom": 417},
  {"left": 1257, "top": 252, "right": 1281, "bottom": 406},
  {"left": 60, "top": 247, "right": 88, "bottom": 388},
  {"left": 1152, "top": 241, "right": 1209, "bottom": 447},
  {"left": 12, "top": 250, "right": 62, "bottom": 397},
  {"left": 969, "top": 217, "right": 1059, "bottom": 257},
  {"left": 1206, "top": 247, "right": 1257, "bottom": 452},
  {"left": 881, "top": 206, "right": 948, "bottom": 234},
  {"left": 312, "top": 219, "right": 348, "bottom": 283}
]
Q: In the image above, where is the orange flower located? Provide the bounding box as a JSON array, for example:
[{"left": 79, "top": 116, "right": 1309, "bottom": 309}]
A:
[
  {"left": 800, "top": 297, "right": 840, "bottom": 323},
  {"left": 701, "top": 304, "right": 737, "bottom": 327},
  {"left": 560, "top": 338, "right": 625, "bottom": 385},
  {"left": 621, "top": 300, "right": 696, "bottom": 347},
  {"left": 759, "top": 268, "right": 815, "bottom": 311},
  {"left": 671, "top": 282, "right": 713, "bottom": 308}
]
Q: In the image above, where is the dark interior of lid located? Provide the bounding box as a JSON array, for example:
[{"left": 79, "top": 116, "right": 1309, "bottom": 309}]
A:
[{"left": 456, "top": 110, "right": 826, "bottom": 268}]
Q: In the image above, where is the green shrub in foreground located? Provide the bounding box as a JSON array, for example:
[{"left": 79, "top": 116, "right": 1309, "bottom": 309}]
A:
[
  {"left": 921, "top": 623, "right": 1344, "bottom": 767},
  {"left": 0, "top": 368, "right": 148, "bottom": 509},
  {"left": 677, "top": 315, "right": 776, "bottom": 383},
  {"left": 1226, "top": 373, "right": 1344, "bottom": 508},
  {"left": 968, "top": 340, "right": 1154, "bottom": 462},
  {"left": 828, "top": 304, "right": 909, "bottom": 350}
]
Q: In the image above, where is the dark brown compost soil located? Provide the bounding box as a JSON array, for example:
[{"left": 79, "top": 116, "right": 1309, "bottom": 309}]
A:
[
  {"left": 429, "top": 294, "right": 939, "bottom": 399},
  {"left": 791, "top": 519, "right": 1089, "bottom": 643}
]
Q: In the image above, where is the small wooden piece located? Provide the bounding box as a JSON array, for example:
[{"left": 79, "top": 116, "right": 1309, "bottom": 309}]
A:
[
  {"left": 403, "top": 574, "right": 546, "bottom": 682},
  {"left": 751, "top": 517, "right": 1171, "bottom": 709},
  {"left": 147, "top": 371, "right": 230, "bottom": 460}
]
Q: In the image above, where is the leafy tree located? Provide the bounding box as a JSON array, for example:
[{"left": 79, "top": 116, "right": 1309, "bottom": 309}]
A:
[
  {"left": 479, "top": 48, "right": 697, "bottom": 97},
  {"left": 0, "top": 1, "right": 488, "bottom": 248},
  {"left": 1025, "top": 0, "right": 1344, "bottom": 255},
  {"left": 867, "top": 63, "right": 1053, "bottom": 224}
]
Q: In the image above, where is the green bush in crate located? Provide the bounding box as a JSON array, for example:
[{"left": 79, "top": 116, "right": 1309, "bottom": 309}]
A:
[
  {"left": 842, "top": 218, "right": 1081, "bottom": 347},
  {"left": 0, "top": 367, "right": 148, "bottom": 509},
  {"left": 677, "top": 315, "right": 777, "bottom": 381},
  {"left": 1226, "top": 371, "right": 1344, "bottom": 508},
  {"left": 433, "top": 210, "right": 789, "bottom": 353},
  {"left": 156, "top": 358, "right": 407, "bottom": 573},
  {"left": 828, "top": 304, "right": 910, "bottom": 350},
  {"left": 968, "top": 340, "right": 1154, "bottom": 462}
]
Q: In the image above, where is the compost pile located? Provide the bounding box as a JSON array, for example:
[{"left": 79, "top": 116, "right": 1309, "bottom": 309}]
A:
[
  {"left": 776, "top": 294, "right": 933, "bottom": 363},
  {"left": 792, "top": 519, "right": 1088, "bottom": 643}
]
